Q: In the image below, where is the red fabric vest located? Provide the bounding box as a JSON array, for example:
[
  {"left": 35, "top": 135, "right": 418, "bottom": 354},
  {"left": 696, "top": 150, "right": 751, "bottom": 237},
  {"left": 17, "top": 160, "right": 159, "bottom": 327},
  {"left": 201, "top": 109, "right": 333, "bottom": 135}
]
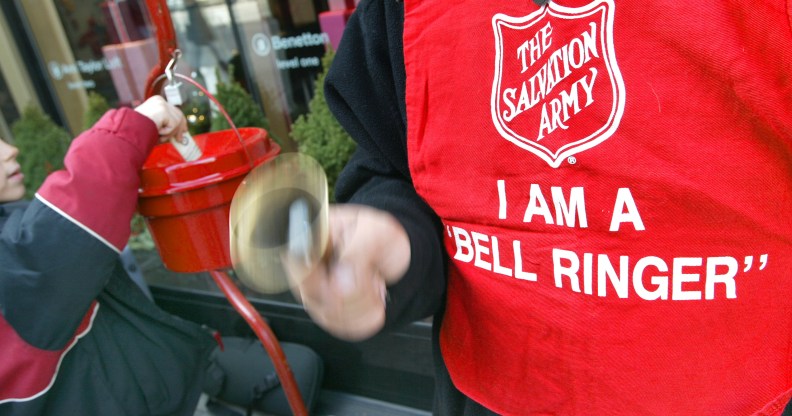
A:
[{"left": 403, "top": 1, "right": 792, "bottom": 414}]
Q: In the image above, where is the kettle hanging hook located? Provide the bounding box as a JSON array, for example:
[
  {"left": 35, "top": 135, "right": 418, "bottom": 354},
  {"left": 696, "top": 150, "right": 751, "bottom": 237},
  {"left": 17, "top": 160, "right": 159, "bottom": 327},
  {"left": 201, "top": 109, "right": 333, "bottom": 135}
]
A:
[{"left": 164, "top": 49, "right": 182, "bottom": 84}]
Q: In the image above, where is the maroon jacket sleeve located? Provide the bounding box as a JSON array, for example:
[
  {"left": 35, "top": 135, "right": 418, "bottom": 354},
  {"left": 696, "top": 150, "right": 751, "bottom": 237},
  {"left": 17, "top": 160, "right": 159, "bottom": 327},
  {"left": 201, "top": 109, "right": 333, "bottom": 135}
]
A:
[{"left": 37, "top": 108, "right": 158, "bottom": 252}]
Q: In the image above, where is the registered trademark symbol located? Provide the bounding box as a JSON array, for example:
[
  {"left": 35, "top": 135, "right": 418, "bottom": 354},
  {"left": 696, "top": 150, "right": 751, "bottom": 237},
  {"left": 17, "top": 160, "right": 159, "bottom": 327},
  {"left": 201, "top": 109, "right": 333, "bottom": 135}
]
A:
[{"left": 567, "top": 156, "right": 577, "bottom": 164}]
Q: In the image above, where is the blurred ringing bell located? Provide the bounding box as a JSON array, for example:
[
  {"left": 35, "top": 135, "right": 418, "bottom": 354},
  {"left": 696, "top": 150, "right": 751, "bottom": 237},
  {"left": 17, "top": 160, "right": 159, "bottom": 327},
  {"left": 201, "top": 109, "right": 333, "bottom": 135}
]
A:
[{"left": 230, "top": 153, "right": 329, "bottom": 294}]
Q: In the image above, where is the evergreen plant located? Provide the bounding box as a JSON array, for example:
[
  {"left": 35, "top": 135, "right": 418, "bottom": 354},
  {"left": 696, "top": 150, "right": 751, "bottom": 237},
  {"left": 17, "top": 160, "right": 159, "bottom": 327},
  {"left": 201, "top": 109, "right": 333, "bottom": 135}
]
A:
[
  {"left": 290, "top": 49, "right": 356, "bottom": 202},
  {"left": 82, "top": 91, "right": 111, "bottom": 131},
  {"left": 11, "top": 106, "right": 72, "bottom": 199},
  {"left": 211, "top": 76, "right": 279, "bottom": 144}
]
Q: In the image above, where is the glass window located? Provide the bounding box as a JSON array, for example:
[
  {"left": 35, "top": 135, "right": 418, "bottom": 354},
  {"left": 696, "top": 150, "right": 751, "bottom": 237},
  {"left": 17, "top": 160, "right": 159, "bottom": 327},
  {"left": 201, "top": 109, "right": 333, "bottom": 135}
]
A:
[
  {"left": 227, "top": 0, "right": 330, "bottom": 149},
  {"left": 15, "top": 0, "right": 157, "bottom": 132}
]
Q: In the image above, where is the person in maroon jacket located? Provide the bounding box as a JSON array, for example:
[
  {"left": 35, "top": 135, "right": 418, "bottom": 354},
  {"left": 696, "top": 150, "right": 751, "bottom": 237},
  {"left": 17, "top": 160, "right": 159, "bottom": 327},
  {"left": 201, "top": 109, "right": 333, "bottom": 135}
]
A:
[
  {"left": 285, "top": 0, "right": 792, "bottom": 415},
  {"left": 0, "top": 96, "right": 218, "bottom": 415}
]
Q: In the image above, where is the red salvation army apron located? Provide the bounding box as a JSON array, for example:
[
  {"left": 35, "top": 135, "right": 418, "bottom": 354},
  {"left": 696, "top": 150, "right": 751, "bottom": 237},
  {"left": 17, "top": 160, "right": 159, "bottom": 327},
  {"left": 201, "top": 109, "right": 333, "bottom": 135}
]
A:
[{"left": 403, "top": 0, "right": 792, "bottom": 414}]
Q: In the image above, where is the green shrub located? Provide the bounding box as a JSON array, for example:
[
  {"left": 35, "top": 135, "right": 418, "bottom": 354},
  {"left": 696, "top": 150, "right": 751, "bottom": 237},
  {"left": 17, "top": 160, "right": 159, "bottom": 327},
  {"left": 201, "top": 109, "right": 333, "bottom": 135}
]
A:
[
  {"left": 290, "top": 49, "right": 356, "bottom": 202},
  {"left": 211, "top": 77, "right": 280, "bottom": 144},
  {"left": 11, "top": 106, "right": 72, "bottom": 199},
  {"left": 82, "top": 91, "right": 111, "bottom": 131}
]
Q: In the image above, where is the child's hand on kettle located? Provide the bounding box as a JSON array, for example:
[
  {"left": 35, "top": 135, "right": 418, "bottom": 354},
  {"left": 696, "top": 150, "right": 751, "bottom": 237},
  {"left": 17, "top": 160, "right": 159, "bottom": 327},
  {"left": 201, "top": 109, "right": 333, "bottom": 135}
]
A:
[{"left": 134, "top": 95, "right": 188, "bottom": 143}]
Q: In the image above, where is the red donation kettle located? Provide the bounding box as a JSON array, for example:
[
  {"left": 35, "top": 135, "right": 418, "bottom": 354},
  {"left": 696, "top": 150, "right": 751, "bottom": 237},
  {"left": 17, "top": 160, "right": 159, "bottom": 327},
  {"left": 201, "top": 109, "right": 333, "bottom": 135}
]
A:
[
  {"left": 138, "top": 127, "right": 280, "bottom": 272},
  {"left": 137, "top": 1, "right": 309, "bottom": 414}
]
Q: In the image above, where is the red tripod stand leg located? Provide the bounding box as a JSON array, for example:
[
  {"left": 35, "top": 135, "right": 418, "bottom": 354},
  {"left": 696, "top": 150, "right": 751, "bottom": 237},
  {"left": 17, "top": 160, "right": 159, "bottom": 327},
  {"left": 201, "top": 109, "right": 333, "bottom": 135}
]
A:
[
  {"left": 209, "top": 269, "right": 309, "bottom": 416},
  {"left": 143, "top": 0, "right": 180, "bottom": 98}
]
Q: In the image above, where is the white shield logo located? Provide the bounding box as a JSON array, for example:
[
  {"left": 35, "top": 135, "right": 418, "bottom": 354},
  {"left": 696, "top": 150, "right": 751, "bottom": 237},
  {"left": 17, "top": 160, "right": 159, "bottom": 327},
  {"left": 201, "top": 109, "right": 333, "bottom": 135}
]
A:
[{"left": 491, "top": 0, "right": 625, "bottom": 168}]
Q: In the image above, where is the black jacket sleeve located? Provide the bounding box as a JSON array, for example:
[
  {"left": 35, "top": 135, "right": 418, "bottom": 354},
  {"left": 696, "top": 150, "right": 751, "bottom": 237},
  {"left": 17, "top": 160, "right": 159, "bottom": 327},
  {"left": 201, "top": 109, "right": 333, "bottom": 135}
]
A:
[{"left": 325, "top": 0, "right": 446, "bottom": 329}]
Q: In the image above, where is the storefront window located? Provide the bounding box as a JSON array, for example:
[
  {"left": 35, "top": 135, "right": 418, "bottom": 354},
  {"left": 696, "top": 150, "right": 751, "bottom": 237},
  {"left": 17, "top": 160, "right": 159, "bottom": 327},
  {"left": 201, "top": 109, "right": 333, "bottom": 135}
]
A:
[
  {"left": 227, "top": 0, "right": 330, "bottom": 148},
  {"left": 14, "top": 0, "right": 157, "bottom": 132},
  {"left": 14, "top": 0, "right": 340, "bottom": 138},
  {"left": 166, "top": 0, "right": 234, "bottom": 94}
]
